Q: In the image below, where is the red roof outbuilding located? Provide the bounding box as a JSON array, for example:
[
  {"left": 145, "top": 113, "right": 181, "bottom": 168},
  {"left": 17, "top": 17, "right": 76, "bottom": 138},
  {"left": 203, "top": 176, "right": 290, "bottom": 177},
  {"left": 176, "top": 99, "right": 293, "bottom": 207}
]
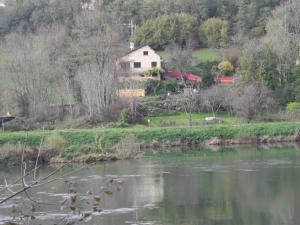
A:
[{"left": 214, "top": 75, "right": 235, "bottom": 85}]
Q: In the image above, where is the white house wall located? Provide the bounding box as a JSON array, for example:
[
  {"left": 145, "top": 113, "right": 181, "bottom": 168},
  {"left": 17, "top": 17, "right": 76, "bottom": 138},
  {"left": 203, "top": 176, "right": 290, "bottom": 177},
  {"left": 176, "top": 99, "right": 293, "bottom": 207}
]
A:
[{"left": 121, "top": 46, "right": 161, "bottom": 74}]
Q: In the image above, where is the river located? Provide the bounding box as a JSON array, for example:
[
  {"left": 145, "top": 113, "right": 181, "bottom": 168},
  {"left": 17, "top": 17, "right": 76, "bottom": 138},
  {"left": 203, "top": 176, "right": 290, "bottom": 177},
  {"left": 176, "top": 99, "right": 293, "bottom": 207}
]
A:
[{"left": 1, "top": 144, "right": 300, "bottom": 225}]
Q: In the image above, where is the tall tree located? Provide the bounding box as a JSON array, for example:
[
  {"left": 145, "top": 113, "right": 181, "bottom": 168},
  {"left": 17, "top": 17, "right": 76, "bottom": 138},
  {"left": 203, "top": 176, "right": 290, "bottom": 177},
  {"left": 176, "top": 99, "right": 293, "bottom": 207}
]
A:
[
  {"left": 199, "top": 18, "right": 229, "bottom": 48},
  {"left": 133, "top": 13, "right": 196, "bottom": 49}
]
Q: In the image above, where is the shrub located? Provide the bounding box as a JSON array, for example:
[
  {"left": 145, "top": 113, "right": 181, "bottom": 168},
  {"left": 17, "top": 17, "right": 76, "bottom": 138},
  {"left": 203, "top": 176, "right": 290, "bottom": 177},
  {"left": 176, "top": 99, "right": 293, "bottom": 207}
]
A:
[
  {"left": 113, "top": 135, "right": 141, "bottom": 159},
  {"left": 144, "top": 68, "right": 165, "bottom": 77},
  {"left": 119, "top": 106, "right": 145, "bottom": 125},
  {"left": 44, "top": 134, "right": 67, "bottom": 150},
  {"left": 145, "top": 80, "right": 181, "bottom": 96},
  {"left": 90, "top": 135, "right": 110, "bottom": 154},
  {"left": 218, "top": 60, "right": 234, "bottom": 75},
  {"left": 286, "top": 102, "right": 300, "bottom": 112}
]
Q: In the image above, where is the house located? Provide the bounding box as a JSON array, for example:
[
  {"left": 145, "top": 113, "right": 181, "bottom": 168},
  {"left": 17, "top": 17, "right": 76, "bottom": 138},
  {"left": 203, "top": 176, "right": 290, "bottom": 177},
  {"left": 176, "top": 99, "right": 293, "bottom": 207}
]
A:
[
  {"left": 119, "top": 46, "right": 162, "bottom": 75},
  {"left": 164, "top": 71, "right": 202, "bottom": 82}
]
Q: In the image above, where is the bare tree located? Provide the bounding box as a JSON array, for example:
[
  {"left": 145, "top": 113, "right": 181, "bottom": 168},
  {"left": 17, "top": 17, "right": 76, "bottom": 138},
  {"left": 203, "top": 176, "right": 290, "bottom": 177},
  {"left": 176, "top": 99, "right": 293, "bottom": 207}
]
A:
[
  {"left": 168, "top": 88, "right": 198, "bottom": 127},
  {"left": 165, "top": 39, "right": 195, "bottom": 73},
  {"left": 73, "top": 10, "right": 126, "bottom": 118},
  {"left": 200, "top": 85, "right": 227, "bottom": 117},
  {"left": 263, "top": 1, "right": 300, "bottom": 83},
  {"left": 1, "top": 31, "right": 54, "bottom": 117},
  {"left": 230, "top": 82, "right": 276, "bottom": 122},
  {"left": 0, "top": 25, "right": 72, "bottom": 119}
]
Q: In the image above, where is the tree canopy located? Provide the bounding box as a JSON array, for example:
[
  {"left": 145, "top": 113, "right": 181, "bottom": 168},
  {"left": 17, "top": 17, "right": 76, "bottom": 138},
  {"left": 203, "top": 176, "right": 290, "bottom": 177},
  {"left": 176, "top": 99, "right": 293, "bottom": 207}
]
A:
[{"left": 133, "top": 13, "right": 196, "bottom": 49}]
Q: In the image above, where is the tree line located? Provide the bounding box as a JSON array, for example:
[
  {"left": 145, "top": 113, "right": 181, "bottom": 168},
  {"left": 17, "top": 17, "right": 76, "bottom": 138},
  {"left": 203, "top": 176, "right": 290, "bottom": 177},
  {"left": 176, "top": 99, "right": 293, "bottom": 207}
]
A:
[{"left": 0, "top": 0, "right": 128, "bottom": 123}]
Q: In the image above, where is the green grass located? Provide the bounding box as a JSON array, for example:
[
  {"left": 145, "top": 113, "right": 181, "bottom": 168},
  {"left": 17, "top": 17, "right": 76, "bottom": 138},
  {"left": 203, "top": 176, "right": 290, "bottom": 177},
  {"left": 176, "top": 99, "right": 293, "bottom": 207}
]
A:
[
  {"left": 0, "top": 122, "right": 299, "bottom": 148},
  {"left": 148, "top": 113, "right": 240, "bottom": 127},
  {"left": 192, "top": 49, "right": 221, "bottom": 62},
  {"left": 158, "top": 48, "right": 221, "bottom": 63},
  {"left": 0, "top": 121, "right": 299, "bottom": 163}
]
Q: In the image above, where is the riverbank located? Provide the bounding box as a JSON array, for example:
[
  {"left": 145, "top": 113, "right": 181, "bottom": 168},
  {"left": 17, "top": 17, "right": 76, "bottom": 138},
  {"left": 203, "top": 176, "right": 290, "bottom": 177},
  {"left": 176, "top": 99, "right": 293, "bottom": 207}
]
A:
[{"left": 0, "top": 122, "right": 299, "bottom": 164}]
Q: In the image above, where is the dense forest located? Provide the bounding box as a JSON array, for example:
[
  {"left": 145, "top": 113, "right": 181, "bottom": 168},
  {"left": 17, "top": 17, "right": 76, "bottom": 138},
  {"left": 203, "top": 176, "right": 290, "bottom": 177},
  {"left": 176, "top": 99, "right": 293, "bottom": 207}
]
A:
[
  {"left": 0, "top": 0, "right": 299, "bottom": 128},
  {"left": 0, "top": 0, "right": 284, "bottom": 42}
]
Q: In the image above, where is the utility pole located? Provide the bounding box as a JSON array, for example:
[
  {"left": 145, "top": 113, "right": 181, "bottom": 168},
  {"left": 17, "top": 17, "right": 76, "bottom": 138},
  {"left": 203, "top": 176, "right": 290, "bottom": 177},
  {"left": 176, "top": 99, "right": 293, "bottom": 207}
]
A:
[
  {"left": 297, "top": 44, "right": 300, "bottom": 65},
  {"left": 129, "top": 19, "right": 137, "bottom": 37}
]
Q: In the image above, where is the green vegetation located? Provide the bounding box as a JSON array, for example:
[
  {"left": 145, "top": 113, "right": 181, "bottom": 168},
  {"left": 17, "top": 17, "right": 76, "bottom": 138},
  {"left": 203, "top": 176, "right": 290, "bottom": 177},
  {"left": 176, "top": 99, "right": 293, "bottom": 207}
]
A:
[
  {"left": 158, "top": 48, "right": 221, "bottom": 64},
  {"left": 287, "top": 102, "right": 300, "bottom": 112},
  {"left": 199, "top": 18, "right": 230, "bottom": 48},
  {"left": 145, "top": 79, "right": 183, "bottom": 96},
  {"left": 148, "top": 113, "right": 240, "bottom": 127},
  {"left": 0, "top": 121, "right": 299, "bottom": 149},
  {"left": 192, "top": 49, "right": 221, "bottom": 62},
  {"left": 133, "top": 13, "right": 196, "bottom": 49}
]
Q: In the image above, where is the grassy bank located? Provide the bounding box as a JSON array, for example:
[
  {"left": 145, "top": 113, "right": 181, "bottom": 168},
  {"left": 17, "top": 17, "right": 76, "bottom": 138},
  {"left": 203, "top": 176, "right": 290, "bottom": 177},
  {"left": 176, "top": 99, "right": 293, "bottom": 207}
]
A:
[{"left": 0, "top": 122, "right": 299, "bottom": 164}]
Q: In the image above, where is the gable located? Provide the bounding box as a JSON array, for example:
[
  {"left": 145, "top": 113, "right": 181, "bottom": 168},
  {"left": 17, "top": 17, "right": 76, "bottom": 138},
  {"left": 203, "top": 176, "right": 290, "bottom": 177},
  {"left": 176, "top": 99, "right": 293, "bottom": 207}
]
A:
[{"left": 121, "top": 46, "right": 161, "bottom": 61}]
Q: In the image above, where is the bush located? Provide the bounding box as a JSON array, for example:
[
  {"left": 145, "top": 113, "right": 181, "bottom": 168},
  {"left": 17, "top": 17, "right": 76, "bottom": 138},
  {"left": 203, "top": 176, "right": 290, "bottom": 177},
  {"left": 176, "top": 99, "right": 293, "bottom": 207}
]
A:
[
  {"left": 199, "top": 18, "right": 229, "bottom": 48},
  {"left": 144, "top": 68, "right": 165, "bottom": 77},
  {"left": 145, "top": 80, "right": 181, "bottom": 96},
  {"left": 286, "top": 102, "right": 300, "bottom": 112},
  {"left": 44, "top": 134, "right": 67, "bottom": 150},
  {"left": 217, "top": 60, "right": 234, "bottom": 75},
  {"left": 188, "top": 62, "right": 217, "bottom": 88},
  {"left": 113, "top": 135, "right": 141, "bottom": 159},
  {"left": 119, "top": 108, "right": 145, "bottom": 125}
]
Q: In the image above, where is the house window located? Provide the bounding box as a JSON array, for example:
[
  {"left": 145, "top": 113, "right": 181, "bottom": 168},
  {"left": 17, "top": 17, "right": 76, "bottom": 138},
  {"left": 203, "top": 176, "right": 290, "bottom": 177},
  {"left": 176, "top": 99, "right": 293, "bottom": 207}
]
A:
[
  {"left": 134, "top": 62, "right": 141, "bottom": 68},
  {"left": 143, "top": 51, "right": 149, "bottom": 56},
  {"left": 151, "top": 62, "right": 157, "bottom": 68}
]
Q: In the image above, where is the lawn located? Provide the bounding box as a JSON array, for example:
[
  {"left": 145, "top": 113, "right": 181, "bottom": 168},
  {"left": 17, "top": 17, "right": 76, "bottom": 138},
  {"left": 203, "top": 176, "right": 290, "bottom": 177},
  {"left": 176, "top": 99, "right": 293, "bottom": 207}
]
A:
[
  {"left": 192, "top": 49, "right": 221, "bottom": 62},
  {"left": 148, "top": 113, "right": 241, "bottom": 127},
  {"left": 158, "top": 48, "right": 221, "bottom": 63}
]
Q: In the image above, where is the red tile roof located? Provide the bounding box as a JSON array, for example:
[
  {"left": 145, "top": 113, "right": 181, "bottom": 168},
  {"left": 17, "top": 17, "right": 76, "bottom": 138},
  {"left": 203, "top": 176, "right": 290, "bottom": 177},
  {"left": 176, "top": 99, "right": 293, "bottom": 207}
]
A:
[
  {"left": 214, "top": 76, "right": 235, "bottom": 84},
  {"left": 165, "top": 71, "right": 202, "bottom": 82}
]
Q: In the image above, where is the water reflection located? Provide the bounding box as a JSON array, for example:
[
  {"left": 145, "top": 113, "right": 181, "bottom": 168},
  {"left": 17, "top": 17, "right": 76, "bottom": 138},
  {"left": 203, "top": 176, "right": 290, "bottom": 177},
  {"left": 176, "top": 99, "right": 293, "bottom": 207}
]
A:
[{"left": 1, "top": 145, "right": 300, "bottom": 225}]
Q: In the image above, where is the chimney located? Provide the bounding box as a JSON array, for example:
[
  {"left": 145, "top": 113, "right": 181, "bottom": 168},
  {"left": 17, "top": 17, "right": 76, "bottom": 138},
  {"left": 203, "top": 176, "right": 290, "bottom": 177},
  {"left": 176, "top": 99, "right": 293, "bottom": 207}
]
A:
[{"left": 130, "top": 42, "right": 135, "bottom": 51}]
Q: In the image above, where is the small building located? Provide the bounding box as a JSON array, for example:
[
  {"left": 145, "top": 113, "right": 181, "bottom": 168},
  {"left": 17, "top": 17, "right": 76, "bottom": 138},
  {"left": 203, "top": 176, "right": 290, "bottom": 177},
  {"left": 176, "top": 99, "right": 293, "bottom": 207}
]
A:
[
  {"left": 164, "top": 71, "right": 202, "bottom": 82},
  {"left": 119, "top": 46, "right": 162, "bottom": 75},
  {"left": 214, "top": 75, "right": 236, "bottom": 85}
]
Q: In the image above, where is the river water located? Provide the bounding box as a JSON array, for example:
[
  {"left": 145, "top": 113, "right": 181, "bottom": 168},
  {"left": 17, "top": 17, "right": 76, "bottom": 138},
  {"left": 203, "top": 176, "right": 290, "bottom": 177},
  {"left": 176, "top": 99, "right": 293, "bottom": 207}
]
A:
[{"left": 1, "top": 144, "right": 300, "bottom": 225}]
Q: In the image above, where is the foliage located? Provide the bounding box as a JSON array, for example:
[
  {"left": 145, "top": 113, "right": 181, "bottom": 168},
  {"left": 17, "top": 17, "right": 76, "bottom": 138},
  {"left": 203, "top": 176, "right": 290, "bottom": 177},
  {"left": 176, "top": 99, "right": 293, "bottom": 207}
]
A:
[
  {"left": 238, "top": 40, "right": 279, "bottom": 90},
  {"left": 44, "top": 133, "right": 67, "bottom": 150},
  {"left": 113, "top": 134, "right": 141, "bottom": 159},
  {"left": 188, "top": 61, "right": 218, "bottom": 88},
  {"left": 90, "top": 135, "right": 110, "bottom": 154},
  {"left": 99, "top": 0, "right": 281, "bottom": 42},
  {"left": 291, "top": 65, "right": 300, "bottom": 101},
  {"left": 217, "top": 60, "right": 234, "bottom": 75},
  {"left": 144, "top": 68, "right": 165, "bottom": 77},
  {"left": 145, "top": 80, "right": 181, "bottom": 96},
  {"left": 0, "top": 123, "right": 300, "bottom": 153},
  {"left": 133, "top": 13, "right": 196, "bottom": 49},
  {"left": 200, "top": 18, "right": 229, "bottom": 48},
  {"left": 119, "top": 108, "right": 145, "bottom": 125},
  {"left": 286, "top": 102, "right": 300, "bottom": 112}
]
